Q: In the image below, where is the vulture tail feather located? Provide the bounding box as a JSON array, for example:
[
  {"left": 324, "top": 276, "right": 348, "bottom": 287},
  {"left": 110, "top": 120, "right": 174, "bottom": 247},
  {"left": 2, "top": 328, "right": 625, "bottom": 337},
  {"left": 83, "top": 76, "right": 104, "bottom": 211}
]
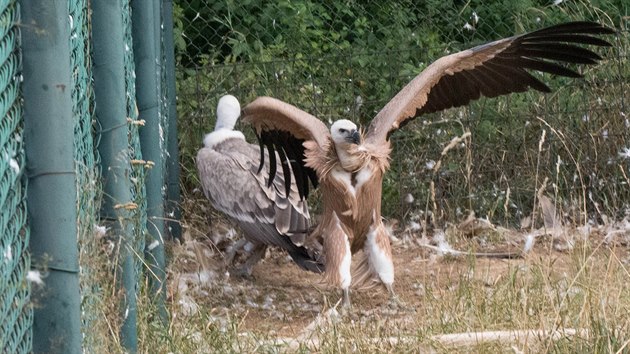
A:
[
  {"left": 263, "top": 134, "right": 277, "bottom": 188},
  {"left": 286, "top": 244, "right": 325, "bottom": 273},
  {"left": 277, "top": 145, "right": 292, "bottom": 197},
  {"left": 256, "top": 133, "right": 265, "bottom": 174}
]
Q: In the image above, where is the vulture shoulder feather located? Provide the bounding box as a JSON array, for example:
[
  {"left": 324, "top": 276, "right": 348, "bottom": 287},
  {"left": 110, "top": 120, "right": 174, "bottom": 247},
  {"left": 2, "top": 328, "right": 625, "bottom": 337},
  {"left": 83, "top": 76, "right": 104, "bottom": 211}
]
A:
[{"left": 242, "top": 96, "right": 331, "bottom": 200}]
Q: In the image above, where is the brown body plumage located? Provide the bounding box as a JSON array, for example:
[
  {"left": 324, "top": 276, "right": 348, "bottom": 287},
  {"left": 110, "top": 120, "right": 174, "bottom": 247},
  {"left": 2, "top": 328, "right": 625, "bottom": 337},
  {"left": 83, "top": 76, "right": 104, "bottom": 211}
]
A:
[
  {"left": 306, "top": 139, "right": 391, "bottom": 293},
  {"left": 242, "top": 21, "right": 614, "bottom": 306}
]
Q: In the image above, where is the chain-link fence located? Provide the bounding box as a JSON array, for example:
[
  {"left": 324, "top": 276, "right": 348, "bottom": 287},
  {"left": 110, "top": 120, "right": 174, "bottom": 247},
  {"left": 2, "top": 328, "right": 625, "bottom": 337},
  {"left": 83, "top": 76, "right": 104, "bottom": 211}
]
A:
[
  {"left": 0, "top": 1, "right": 31, "bottom": 352},
  {"left": 175, "top": 0, "right": 629, "bottom": 226},
  {"left": 0, "top": 1, "right": 180, "bottom": 352}
]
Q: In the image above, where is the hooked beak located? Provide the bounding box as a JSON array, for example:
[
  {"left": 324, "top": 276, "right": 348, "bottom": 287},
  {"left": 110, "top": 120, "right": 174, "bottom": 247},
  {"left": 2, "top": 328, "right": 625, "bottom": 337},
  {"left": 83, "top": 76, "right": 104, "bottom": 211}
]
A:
[{"left": 346, "top": 129, "right": 361, "bottom": 145}]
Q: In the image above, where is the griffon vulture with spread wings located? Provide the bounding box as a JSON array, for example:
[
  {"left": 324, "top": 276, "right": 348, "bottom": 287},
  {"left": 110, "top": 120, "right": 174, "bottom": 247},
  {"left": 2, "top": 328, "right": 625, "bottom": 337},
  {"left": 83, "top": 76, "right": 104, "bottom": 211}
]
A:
[
  {"left": 197, "top": 95, "right": 324, "bottom": 276},
  {"left": 242, "top": 21, "right": 614, "bottom": 306}
]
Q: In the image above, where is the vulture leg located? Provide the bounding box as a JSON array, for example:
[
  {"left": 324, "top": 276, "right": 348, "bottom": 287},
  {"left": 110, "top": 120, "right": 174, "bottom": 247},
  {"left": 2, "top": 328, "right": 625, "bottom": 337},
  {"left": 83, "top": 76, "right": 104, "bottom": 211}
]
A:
[
  {"left": 364, "top": 220, "right": 410, "bottom": 309},
  {"left": 224, "top": 238, "right": 249, "bottom": 266},
  {"left": 323, "top": 212, "right": 353, "bottom": 308},
  {"left": 365, "top": 218, "right": 395, "bottom": 293},
  {"left": 230, "top": 243, "right": 268, "bottom": 278},
  {"left": 366, "top": 219, "right": 410, "bottom": 309},
  {"left": 385, "top": 283, "right": 407, "bottom": 309}
]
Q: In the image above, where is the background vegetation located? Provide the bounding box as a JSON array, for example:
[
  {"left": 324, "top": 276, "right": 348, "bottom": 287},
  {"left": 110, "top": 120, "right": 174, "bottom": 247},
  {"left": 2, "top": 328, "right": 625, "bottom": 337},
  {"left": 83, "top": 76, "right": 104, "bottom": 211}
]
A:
[{"left": 174, "top": 0, "right": 628, "bottom": 227}]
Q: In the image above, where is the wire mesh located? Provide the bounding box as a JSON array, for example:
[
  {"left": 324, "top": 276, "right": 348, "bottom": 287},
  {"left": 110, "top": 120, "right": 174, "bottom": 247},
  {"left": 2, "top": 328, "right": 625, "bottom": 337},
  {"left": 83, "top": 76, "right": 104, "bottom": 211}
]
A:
[
  {"left": 68, "top": 0, "right": 104, "bottom": 348},
  {"left": 0, "top": 0, "right": 32, "bottom": 352},
  {"left": 175, "top": 0, "right": 629, "bottom": 226},
  {"left": 0, "top": 1, "right": 176, "bottom": 350},
  {"left": 122, "top": 0, "right": 149, "bottom": 283}
]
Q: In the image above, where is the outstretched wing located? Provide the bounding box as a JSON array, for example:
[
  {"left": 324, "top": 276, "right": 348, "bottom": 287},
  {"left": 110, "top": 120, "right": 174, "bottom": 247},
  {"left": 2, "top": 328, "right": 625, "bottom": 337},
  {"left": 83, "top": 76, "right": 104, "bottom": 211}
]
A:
[
  {"left": 365, "top": 21, "right": 614, "bottom": 144},
  {"left": 242, "top": 96, "right": 331, "bottom": 200}
]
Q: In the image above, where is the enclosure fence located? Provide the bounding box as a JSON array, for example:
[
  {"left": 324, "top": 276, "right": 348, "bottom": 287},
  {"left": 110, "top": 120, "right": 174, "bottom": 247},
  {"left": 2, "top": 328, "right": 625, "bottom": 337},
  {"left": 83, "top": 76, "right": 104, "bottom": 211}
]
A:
[
  {"left": 0, "top": 0, "right": 180, "bottom": 353},
  {"left": 0, "top": 1, "right": 31, "bottom": 353},
  {"left": 175, "top": 1, "right": 629, "bottom": 226}
]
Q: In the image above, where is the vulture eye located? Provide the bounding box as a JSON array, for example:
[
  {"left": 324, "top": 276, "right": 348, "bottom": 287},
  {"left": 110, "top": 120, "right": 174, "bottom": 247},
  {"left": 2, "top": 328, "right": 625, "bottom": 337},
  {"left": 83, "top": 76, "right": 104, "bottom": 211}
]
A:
[{"left": 339, "top": 128, "right": 347, "bottom": 134}]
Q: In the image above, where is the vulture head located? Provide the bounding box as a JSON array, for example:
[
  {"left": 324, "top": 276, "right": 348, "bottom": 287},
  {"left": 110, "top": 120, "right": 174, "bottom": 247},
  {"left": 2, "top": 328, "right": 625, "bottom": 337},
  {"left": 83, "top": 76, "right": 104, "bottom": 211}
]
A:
[
  {"left": 331, "top": 119, "right": 360, "bottom": 146},
  {"left": 203, "top": 95, "right": 246, "bottom": 148},
  {"left": 214, "top": 94, "right": 241, "bottom": 131},
  {"left": 330, "top": 119, "right": 365, "bottom": 171}
]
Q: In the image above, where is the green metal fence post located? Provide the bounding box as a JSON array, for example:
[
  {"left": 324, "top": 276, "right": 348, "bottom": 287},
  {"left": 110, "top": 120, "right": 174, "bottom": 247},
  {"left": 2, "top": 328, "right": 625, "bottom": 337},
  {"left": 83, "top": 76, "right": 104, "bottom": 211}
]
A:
[
  {"left": 162, "top": 0, "right": 182, "bottom": 241},
  {"left": 20, "top": 2, "right": 81, "bottom": 353},
  {"left": 131, "top": 0, "right": 168, "bottom": 321},
  {"left": 91, "top": 1, "right": 138, "bottom": 351}
]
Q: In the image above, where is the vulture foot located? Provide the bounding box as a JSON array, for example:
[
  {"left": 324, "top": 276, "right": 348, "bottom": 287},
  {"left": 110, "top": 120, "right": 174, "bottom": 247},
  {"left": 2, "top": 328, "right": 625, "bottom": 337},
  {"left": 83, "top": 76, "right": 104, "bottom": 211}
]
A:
[
  {"left": 224, "top": 238, "right": 249, "bottom": 266},
  {"left": 385, "top": 284, "right": 413, "bottom": 311},
  {"left": 228, "top": 243, "right": 267, "bottom": 278}
]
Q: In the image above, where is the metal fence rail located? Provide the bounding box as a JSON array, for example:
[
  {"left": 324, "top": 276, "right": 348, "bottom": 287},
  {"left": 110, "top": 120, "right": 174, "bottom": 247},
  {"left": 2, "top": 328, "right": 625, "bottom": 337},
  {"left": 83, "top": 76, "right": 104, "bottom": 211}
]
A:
[
  {"left": 0, "top": 1, "right": 180, "bottom": 352},
  {"left": 175, "top": 1, "right": 629, "bottom": 225},
  {"left": 0, "top": 0, "right": 31, "bottom": 352}
]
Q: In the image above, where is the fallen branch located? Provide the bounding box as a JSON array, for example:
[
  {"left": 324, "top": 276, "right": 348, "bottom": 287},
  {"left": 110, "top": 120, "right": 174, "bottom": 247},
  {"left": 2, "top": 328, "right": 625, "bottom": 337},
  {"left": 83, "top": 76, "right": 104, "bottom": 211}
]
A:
[
  {"left": 418, "top": 243, "right": 524, "bottom": 259},
  {"left": 432, "top": 328, "right": 587, "bottom": 347},
  {"left": 249, "top": 328, "right": 586, "bottom": 350}
]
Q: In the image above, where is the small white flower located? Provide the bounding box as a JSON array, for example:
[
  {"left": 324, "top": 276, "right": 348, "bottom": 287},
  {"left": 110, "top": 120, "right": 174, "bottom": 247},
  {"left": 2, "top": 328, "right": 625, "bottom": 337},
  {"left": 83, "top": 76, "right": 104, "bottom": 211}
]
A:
[
  {"left": 425, "top": 160, "right": 436, "bottom": 170},
  {"left": 619, "top": 147, "right": 630, "bottom": 160},
  {"left": 553, "top": 0, "right": 564, "bottom": 5}
]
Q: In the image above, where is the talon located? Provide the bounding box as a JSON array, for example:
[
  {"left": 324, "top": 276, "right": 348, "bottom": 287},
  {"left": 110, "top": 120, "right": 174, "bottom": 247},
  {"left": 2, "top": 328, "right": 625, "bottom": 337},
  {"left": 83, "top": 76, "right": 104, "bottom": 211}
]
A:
[
  {"left": 224, "top": 238, "right": 248, "bottom": 266},
  {"left": 389, "top": 294, "right": 406, "bottom": 308},
  {"left": 386, "top": 283, "right": 412, "bottom": 310},
  {"left": 227, "top": 243, "right": 266, "bottom": 279}
]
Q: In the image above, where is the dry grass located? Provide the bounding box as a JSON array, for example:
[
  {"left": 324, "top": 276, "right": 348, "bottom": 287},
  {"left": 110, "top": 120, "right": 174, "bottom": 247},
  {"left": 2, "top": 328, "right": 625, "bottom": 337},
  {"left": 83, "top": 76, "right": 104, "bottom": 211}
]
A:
[{"left": 120, "top": 200, "right": 630, "bottom": 353}]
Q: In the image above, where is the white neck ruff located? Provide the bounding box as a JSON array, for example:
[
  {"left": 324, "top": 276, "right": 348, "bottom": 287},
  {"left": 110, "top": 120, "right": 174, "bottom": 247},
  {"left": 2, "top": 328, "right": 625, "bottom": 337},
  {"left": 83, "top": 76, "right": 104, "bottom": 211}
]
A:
[{"left": 203, "top": 129, "right": 245, "bottom": 148}]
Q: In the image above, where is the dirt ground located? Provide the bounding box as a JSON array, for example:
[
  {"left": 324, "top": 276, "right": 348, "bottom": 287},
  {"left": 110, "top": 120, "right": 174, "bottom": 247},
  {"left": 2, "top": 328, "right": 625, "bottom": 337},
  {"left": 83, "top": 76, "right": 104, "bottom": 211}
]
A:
[
  {"left": 169, "top": 213, "right": 629, "bottom": 343},
  {"left": 224, "top": 244, "right": 519, "bottom": 336}
]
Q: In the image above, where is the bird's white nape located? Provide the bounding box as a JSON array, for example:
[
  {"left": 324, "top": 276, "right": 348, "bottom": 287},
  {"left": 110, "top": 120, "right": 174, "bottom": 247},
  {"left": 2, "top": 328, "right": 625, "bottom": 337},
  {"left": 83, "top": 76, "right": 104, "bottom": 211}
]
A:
[{"left": 214, "top": 94, "right": 241, "bottom": 131}]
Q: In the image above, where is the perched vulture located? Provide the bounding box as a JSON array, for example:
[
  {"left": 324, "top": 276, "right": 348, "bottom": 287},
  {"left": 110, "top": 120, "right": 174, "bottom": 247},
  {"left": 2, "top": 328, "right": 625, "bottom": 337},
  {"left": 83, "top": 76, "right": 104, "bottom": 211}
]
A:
[
  {"left": 242, "top": 21, "right": 614, "bottom": 306},
  {"left": 196, "top": 95, "right": 324, "bottom": 276}
]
